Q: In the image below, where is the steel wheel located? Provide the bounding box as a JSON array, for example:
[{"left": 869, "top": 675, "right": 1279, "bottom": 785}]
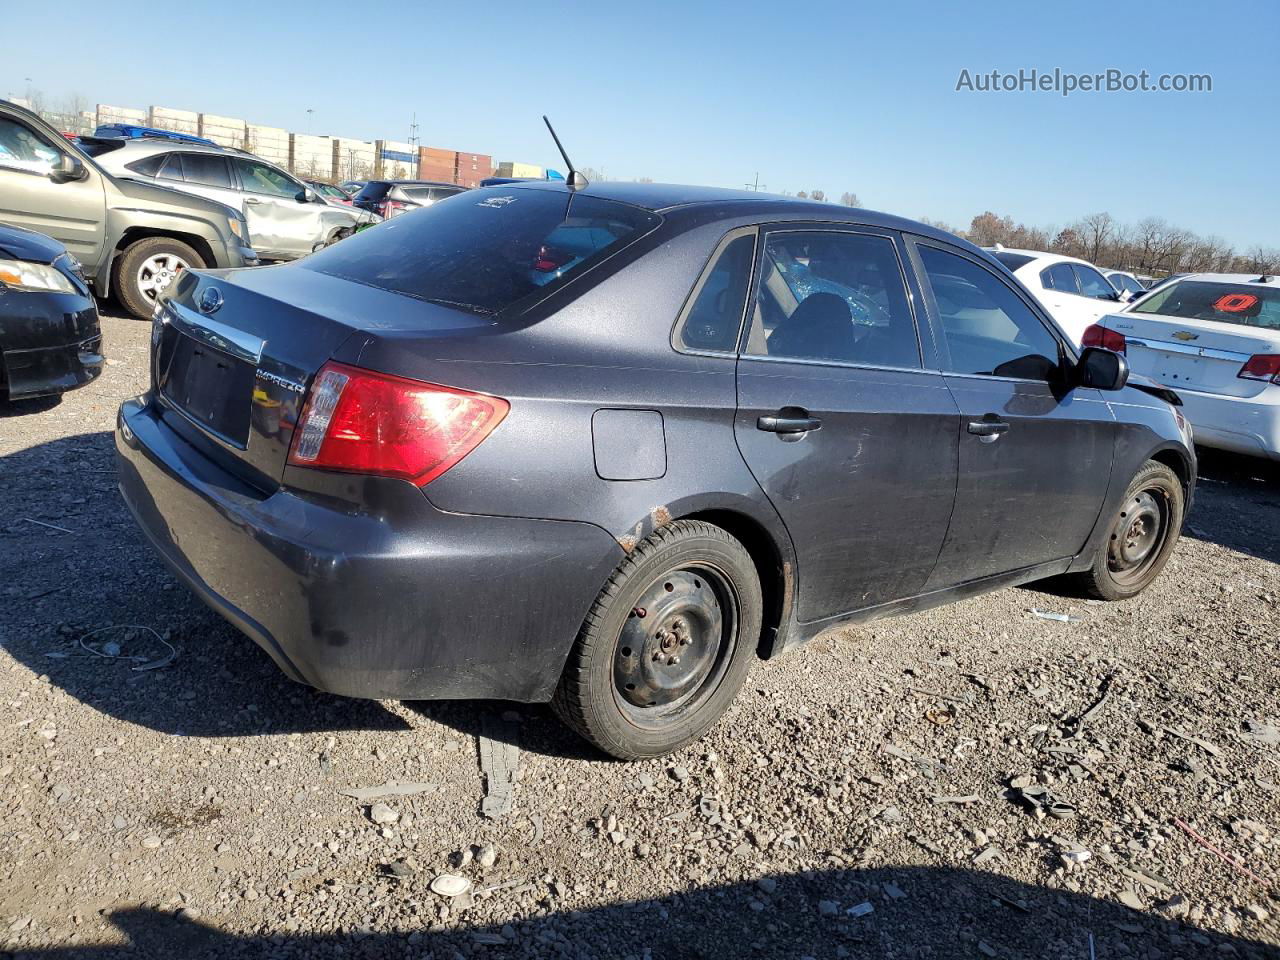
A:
[
  {"left": 135, "top": 253, "right": 188, "bottom": 304},
  {"left": 612, "top": 564, "right": 739, "bottom": 728},
  {"left": 1106, "top": 487, "right": 1172, "bottom": 587}
]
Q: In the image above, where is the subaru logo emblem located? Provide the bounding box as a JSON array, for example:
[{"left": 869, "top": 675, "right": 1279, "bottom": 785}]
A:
[{"left": 198, "top": 286, "right": 223, "bottom": 314}]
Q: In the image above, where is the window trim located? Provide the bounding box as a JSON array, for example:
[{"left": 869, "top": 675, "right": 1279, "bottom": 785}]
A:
[
  {"left": 670, "top": 226, "right": 759, "bottom": 358},
  {"left": 1072, "top": 262, "right": 1118, "bottom": 300},
  {"left": 1041, "top": 261, "right": 1081, "bottom": 295},
  {"left": 738, "top": 225, "right": 929, "bottom": 373},
  {"left": 906, "top": 236, "right": 1078, "bottom": 384}
]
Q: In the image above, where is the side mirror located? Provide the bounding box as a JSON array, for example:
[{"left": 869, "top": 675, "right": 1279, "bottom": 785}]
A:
[
  {"left": 1077, "top": 346, "right": 1129, "bottom": 391},
  {"left": 298, "top": 188, "right": 319, "bottom": 204},
  {"left": 49, "top": 154, "right": 86, "bottom": 184}
]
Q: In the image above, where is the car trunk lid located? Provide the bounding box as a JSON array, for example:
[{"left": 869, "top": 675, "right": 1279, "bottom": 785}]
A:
[
  {"left": 153, "top": 265, "right": 494, "bottom": 492},
  {"left": 1103, "top": 311, "right": 1280, "bottom": 398}
]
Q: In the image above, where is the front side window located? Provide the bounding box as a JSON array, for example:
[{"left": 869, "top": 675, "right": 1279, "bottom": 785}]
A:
[
  {"left": 302, "top": 188, "right": 660, "bottom": 317},
  {"left": 1074, "top": 264, "right": 1116, "bottom": 299},
  {"left": 180, "top": 153, "right": 233, "bottom": 189},
  {"left": 744, "top": 231, "right": 920, "bottom": 368},
  {"left": 234, "top": 158, "right": 301, "bottom": 198},
  {"left": 675, "top": 231, "right": 756, "bottom": 352},
  {"left": 1131, "top": 280, "right": 1280, "bottom": 329},
  {"left": 0, "top": 117, "right": 59, "bottom": 175},
  {"left": 918, "top": 245, "right": 1062, "bottom": 381}
]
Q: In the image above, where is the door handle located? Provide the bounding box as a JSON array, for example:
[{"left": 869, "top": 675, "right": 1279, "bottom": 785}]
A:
[
  {"left": 244, "top": 197, "right": 263, "bottom": 205},
  {"left": 757, "top": 410, "right": 822, "bottom": 434},
  {"left": 967, "top": 418, "right": 1010, "bottom": 441}
]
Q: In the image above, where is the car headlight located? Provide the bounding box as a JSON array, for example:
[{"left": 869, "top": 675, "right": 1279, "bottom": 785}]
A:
[{"left": 0, "top": 258, "right": 78, "bottom": 294}]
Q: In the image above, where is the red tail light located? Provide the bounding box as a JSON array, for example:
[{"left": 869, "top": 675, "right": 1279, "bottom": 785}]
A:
[
  {"left": 287, "top": 362, "right": 508, "bottom": 486},
  {"left": 1082, "top": 324, "right": 1126, "bottom": 354},
  {"left": 1238, "top": 354, "right": 1280, "bottom": 384}
]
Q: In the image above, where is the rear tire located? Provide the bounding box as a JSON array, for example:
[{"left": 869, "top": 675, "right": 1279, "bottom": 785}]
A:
[
  {"left": 1070, "top": 460, "right": 1183, "bottom": 600},
  {"left": 113, "top": 237, "right": 204, "bottom": 320},
  {"left": 552, "top": 520, "right": 762, "bottom": 759}
]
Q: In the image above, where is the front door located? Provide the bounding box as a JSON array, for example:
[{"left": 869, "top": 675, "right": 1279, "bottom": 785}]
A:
[
  {"left": 0, "top": 111, "right": 106, "bottom": 266},
  {"left": 734, "top": 227, "right": 960, "bottom": 622},
  {"left": 910, "top": 241, "right": 1117, "bottom": 588},
  {"left": 230, "top": 157, "right": 318, "bottom": 260}
]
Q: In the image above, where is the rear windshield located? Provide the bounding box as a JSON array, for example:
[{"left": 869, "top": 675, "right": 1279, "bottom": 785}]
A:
[
  {"left": 1131, "top": 280, "right": 1280, "bottom": 329},
  {"left": 991, "top": 251, "right": 1034, "bottom": 272},
  {"left": 302, "top": 188, "right": 661, "bottom": 317}
]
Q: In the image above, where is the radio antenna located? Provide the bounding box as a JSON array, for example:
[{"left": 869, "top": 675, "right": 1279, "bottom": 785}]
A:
[{"left": 543, "top": 116, "right": 588, "bottom": 190}]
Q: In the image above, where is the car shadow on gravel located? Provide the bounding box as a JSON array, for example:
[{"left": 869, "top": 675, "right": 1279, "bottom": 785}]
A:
[
  {"left": 0, "top": 394, "right": 62, "bottom": 416},
  {"left": 404, "top": 699, "right": 604, "bottom": 763},
  {"left": 0, "top": 432, "right": 410, "bottom": 739},
  {"left": 11, "top": 865, "right": 1279, "bottom": 960},
  {"left": 1184, "top": 447, "right": 1279, "bottom": 565}
]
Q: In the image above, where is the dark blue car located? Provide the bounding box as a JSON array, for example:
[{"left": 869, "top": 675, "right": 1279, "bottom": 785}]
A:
[{"left": 116, "top": 181, "right": 1194, "bottom": 758}]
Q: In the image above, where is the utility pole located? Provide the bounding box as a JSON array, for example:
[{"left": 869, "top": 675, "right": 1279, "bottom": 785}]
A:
[
  {"left": 408, "top": 113, "right": 419, "bottom": 149},
  {"left": 306, "top": 108, "right": 314, "bottom": 134},
  {"left": 744, "top": 172, "right": 763, "bottom": 192}
]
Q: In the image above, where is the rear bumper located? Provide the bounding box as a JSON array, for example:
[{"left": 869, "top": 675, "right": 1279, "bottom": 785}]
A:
[
  {"left": 0, "top": 291, "right": 103, "bottom": 398},
  {"left": 1176, "top": 386, "right": 1280, "bottom": 460},
  {"left": 115, "top": 396, "right": 623, "bottom": 702}
]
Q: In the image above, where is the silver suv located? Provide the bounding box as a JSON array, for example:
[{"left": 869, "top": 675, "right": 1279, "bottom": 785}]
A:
[
  {"left": 0, "top": 100, "right": 256, "bottom": 319},
  {"left": 88, "top": 140, "right": 376, "bottom": 263}
]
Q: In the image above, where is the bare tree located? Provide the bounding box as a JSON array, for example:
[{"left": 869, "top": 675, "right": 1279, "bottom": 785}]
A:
[
  {"left": 1077, "top": 212, "right": 1115, "bottom": 264},
  {"left": 809, "top": 190, "right": 826, "bottom": 202},
  {"left": 796, "top": 190, "right": 808, "bottom": 199},
  {"left": 839, "top": 192, "right": 860, "bottom": 207}
]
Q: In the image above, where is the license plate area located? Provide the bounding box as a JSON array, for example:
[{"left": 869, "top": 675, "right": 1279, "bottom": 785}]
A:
[{"left": 158, "top": 331, "right": 256, "bottom": 448}]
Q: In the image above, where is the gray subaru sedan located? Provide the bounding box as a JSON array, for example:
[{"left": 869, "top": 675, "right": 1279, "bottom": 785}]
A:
[{"left": 116, "top": 181, "right": 1194, "bottom": 759}]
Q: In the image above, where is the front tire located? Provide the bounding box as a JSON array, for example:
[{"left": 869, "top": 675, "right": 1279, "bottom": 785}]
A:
[
  {"left": 113, "top": 237, "right": 204, "bottom": 320},
  {"left": 553, "top": 520, "right": 763, "bottom": 759},
  {"left": 1072, "top": 460, "right": 1184, "bottom": 600}
]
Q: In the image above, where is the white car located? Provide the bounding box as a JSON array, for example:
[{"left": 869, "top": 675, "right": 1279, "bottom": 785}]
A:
[
  {"left": 988, "top": 248, "right": 1129, "bottom": 344},
  {"left": 1105, "top": 270, "right": 1145, "bottom": 299},
  {"left": 1094, "top": 273, "right": 1280, "bottom": 460}
]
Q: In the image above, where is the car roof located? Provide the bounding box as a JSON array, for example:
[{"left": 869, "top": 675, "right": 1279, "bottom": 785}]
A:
[
  {"left": 1156, "top": 272, "right": 1279, "bottom": 286},
  {"left": 490, "top": 180, "right": 976, "bottom": 251},
  {"left": 372, "top": 179, "right": 463, "bottom": 187},
  {"left": 985, "top": 247, "right": 1096, "bottom": 270}
]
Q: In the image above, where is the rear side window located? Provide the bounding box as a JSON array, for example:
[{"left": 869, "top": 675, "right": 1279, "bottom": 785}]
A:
[
  {"left": 180, "top": 153, "right": 233, "bottom": 189},
  {"left": 1131, "top": 281, "right": 1280, "bottom": 329},
  {"left": 918, "top": 245, "right": 1062, "bottom": 381},
  {"left": 124, "top": 154, "right": 165, "bottom": 177},
  {"left": 400, "top": 186, "right": 434, "bottom": 202},
  {"left": 991, "top": 251, "right": 1034, "bottom": 272},
  {"left": 675, "top": 230, "right": 756, "bottom": 353},
  {"left": 157, "top": 153, "right": 184, "bottom": 182},
  {"left": 744, "top": 231, "right": 920, "bottom": 368},
  {"left": 1042, "top": 262, "right": 1078, "bottom": 292},
  {"left": 302, "top": 189, "right": 660, "bottom": 317}
]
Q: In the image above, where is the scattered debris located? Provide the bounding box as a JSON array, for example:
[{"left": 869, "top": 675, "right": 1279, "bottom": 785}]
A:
[
  {"left": 1007, "top": 783, "right": 1076, "bottom": 819},
  {"left": 1030, "top": 608, "right": 1082, "bottom": 623},
  {"left": 931, "top": 794, "right": 981, "bottom": 805},
  {"left": 338, "top": 782, "right": 438, "bottom": 801},
  {"left": 1063, "top": 675, "right": 1114, "bottom": 739},
  {"left": 367, "top": 803, "right": 399, "bottom": 826},
  {"left": 429, "top": 874, "right": 473, "bottom": 898},
  {"left": 1163, "top": 727, "right": 1222, "bottom": 757},
  {"left": 973, "top": 846, "right": 1003, "bottom": 865},
  {"left": 22, "top": 517, "right": 74, "bottom": 535},
  {"left": 1241, "top": 720, "right": 1280, "bottom": 746},
  {"left": 845, "top": 901, "right": 874, "bottom": 918},
  {"left": 1173, "top": 817, "right": 1271, "bottom": 887},
  {"left": 77, "top": 624, "right": 176, "bottom": 672},
  {"left": 478, "top": 713, "right": 519, "bottom": 819}
]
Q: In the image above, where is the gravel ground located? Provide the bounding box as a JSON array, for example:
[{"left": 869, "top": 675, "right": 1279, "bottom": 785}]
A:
[{"left": 1, "top": 308, "right": 1278, "bottom": 960}]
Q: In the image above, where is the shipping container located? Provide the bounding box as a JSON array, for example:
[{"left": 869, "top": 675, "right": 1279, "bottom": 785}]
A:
[
  {"left": 291, "top": 133, "right": 334, "bottom": 179},
  {"left": 419, "top": 146, "right": 455, "bottom": 166},
  {"left": 149, "top": 106, "right": 200, "bottom": 135},
  {"left": 199, "top": 113, "right": 247, "bottom": 149},
  {"left": 96, "top": 104, "right": 147, "bottom": 127}
]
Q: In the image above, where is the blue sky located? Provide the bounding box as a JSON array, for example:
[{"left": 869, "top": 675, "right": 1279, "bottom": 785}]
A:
[{"left": 4, "top": 0, "right": 1276, "bottom": 248}]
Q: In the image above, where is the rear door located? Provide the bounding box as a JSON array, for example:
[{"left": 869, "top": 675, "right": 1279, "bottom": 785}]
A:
[
  {"left": 909, "top": 240, "right": 1116, "bottom": 587},
  {"left": 733, "top": 226, "right": 960, "bottom": 621}
]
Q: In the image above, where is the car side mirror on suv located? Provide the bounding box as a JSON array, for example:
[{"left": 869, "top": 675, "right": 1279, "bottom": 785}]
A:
[
  {"left": 1077, "top": 346, "right": 1129, "bottom": 391},
  {"left": 298, "top": 188, "right": 320, "bottom": 204},
  {"left": 49, "top": 154, "right": 87, "bottom": 184}
]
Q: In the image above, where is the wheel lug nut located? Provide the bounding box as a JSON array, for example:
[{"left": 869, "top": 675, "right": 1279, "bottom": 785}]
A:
[{"left": 668, "top": 656, "right": 680, "bottom": 666}]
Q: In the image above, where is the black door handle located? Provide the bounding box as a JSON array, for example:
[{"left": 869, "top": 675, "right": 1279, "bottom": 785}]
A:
[
  {"left": 967, "top": 419, "right": 1010, "bottom": 439},
  {"left": 758, "top": 410, "right": 822, "bottom": 434}
]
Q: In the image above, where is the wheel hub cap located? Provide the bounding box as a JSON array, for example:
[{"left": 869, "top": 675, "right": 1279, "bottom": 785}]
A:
[{"left": 614, "top": 571, "right": 722, "bottom": 709}]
